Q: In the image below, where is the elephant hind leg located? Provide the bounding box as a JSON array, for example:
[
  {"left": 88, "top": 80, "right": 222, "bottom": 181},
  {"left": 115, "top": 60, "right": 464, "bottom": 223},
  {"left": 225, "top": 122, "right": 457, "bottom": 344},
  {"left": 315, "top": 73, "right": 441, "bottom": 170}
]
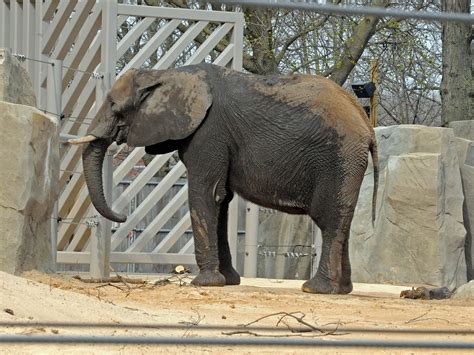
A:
[
  {"left": 302, "top": 215, "right": 353, "bottom": 294},
  {"left": 303, "top": 185, "right": 360, "bottom": 294},
  {"left": 217, "top": 191, "right": 241, "bottom": 285}
]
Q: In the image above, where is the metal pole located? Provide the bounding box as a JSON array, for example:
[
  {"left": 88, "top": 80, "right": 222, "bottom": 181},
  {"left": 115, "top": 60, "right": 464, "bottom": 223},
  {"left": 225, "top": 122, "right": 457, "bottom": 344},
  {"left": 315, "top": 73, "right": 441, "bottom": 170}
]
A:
[
  {"left": 90, "top": 0, "right": 118, "bottom": 278},
  {"left": 89, "top": 71, "right": 114, "bottom": 279},
  {"left": 227, "top": 196, "right": 239, "bottom": 269},
  {"left": 214, "top": 0, "right": 474, "bottom": 23},
  {"left": 47, "top": 58, "right": 62, "bottom": 271},
  {"left": 1, "top": 334, "right": 473, "bottom": 349},
  {"left": 244, "top": 201, "right": 259, "bottom": 277}
]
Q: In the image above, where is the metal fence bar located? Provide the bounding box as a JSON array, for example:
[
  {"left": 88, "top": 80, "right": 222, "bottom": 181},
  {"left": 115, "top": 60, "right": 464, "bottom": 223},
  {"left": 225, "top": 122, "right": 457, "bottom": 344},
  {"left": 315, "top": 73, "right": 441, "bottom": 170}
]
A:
[
  {"left": 228, "top": 196, "right": 239, "bottom": 269},
  {"left": 118, "top": 4, "right": 242, "bottom": 23},
  {"left": 2, "top": 321, "right": 473, "bottom": 334},
  {"left": 11, "top": 0, "right": 22, "bottom": 54},
  {"left": 0, "top": 1, "right": 10, "bottom": 48},
  {"left": 47, "top": 58, "right": 63, "bottom": 270},
  {"left": 231, "top": 13, "right": 244, "bottom": 70},
  {"left": 244, "top": 202, "right": 259, "bottom": 277},
  {"left": 217, "top": 0, "right": 474, "bottom": 23},
  {"left": 1, "top": 335, "right": 473, "bottom": 348},
  {"left": 110, "top": 252, "right": 196, "bottom": 264},
  {"left": 89, "top": 0, "right": 118, "bottom": 279},
  {"left": 23, "top": 0, "right": 36, "bottom": 77}
]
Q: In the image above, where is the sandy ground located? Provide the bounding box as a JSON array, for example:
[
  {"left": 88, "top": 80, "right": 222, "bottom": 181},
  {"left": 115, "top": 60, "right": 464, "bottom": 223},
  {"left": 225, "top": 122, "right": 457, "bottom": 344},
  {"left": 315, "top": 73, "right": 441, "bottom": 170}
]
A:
[{"left": 0, "top": 271, "right": 473, "bottom": 354}]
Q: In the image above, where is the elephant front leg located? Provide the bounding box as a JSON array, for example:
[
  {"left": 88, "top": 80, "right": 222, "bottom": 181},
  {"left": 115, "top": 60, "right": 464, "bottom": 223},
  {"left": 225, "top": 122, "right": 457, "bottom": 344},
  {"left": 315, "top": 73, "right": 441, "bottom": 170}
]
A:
[{"left": 189, "top": 190, "right": 226, "bottom": 287}]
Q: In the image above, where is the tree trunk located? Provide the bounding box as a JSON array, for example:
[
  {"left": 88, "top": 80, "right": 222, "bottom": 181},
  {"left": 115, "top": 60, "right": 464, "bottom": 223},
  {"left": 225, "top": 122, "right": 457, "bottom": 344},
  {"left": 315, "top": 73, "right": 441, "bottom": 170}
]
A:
[
  {"left": 440, "top": 0, "right": 472, "bottom": 125},
  {"left": 329, "top": 0, "right": 388, "bottom": 86}
]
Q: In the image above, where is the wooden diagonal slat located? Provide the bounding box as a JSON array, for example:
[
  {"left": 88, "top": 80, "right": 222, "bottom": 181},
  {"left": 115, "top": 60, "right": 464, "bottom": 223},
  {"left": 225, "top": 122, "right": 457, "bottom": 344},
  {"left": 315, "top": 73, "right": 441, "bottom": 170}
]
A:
[
  {"left": 58, "top": 3, "right": 101, "bottom": 89},
  {"left": 184, "top": 22, "right": 233, "bottom": 65},
  {"left": 42, "top": 0, "right": 59, "bottom": 22},
  {"left": 50, "top": 0, "right": 96, "bottom": 60},
  {"left": 213, "top": 43, "right": 234, "bottom": 67},
  {"left": 42, "top": 0, "right": 78, "bottom": 55},
  {"left": 112, "top": 147, "right": 146, "bottom": 185},
  {"left": 152, "top": 212, "right": 191, "bottom": 253},
  {"left": 154, "top": 20, "right": 209, "bottom": 70},
  {"left": 120, "top": 19, "right": 181, "bottom": 73},
  {"left": 111, "top": 162, "right": 187, "bottom": 251},
  {"left": 126, "top": 185, "right": 188, "bottom": 253},
  {"left": 178, "top": 237, "right": 194, "bottom": 255},
  {"left": 112, "top": 152, "right": 174, "bottom": 212},
  {"left": 117, "top": 16, "right": 156, "bottom": 59},
  {"left": 61, "top": 45, "right": 101, "bottom": 116}
]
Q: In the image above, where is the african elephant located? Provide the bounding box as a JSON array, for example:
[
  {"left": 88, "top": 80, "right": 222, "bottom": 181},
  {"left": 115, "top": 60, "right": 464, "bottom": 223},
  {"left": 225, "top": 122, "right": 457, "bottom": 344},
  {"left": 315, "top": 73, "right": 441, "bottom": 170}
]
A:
[{"left": 70, "top": 63, "right": 379, "bottom": 294}]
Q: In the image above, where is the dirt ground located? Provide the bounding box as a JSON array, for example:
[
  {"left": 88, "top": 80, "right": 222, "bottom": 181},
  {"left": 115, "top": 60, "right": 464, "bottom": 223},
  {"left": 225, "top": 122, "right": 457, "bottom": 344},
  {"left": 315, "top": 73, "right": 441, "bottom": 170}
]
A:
[{"left": 1, "top": 271, "right": 473, "bottom": 354}]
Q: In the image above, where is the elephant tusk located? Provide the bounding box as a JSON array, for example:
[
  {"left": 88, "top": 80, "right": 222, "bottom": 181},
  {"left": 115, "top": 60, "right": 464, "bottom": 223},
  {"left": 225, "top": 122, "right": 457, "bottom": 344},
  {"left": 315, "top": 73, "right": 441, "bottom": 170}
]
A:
[{"left": 68, "top": 135, "right": 98, "bottom": 145}]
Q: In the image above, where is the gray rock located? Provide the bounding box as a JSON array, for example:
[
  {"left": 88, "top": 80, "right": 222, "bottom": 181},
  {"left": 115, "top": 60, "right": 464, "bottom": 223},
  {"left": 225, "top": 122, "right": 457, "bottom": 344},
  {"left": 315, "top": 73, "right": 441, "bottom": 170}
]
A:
[
  {"left": 453, "top": 280, "right": 474, "bottom": 300},
  {"left": 448, "top": 120, "right": 474, "bottom": 141},
  {"left": 0, "top": 101, "right": 59, "bottom": 274},
  {"left": 350, "top": 125, "right": 467, "bottom": 289},
  {"left": 257, "top": 212, "right": 315, "bottom": 279},
  {"left": 451, "top": 123, "right": 474, "bottom": 281},
  {"left": 0, "top": 48, "right": 36, "bottom": 106}
]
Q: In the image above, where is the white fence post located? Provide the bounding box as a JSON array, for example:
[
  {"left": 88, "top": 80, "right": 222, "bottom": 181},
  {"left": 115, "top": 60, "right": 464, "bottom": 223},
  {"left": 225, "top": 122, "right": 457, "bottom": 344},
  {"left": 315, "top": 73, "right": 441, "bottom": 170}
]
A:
[
  {"left": 227, "top": 196, "right": 239, "bottom": 269},
  {"left": 47, "top": 58, "right": 62, "bottom": 271},
  {"left": 244, "top": 202, "right": 259, "bottom": 277},
  {"left": 0, "top": 1, "right": 10, "bottom": 49},
  {"left": 90, "top": 0, "right": 117, "bottom": 278}
]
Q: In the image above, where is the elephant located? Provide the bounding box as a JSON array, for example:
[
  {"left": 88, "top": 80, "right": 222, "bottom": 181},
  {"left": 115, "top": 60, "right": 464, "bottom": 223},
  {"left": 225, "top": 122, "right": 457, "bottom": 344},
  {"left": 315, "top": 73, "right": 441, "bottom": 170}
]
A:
[{"left": 70, "top": 63, "right": 379, "bottom": 294}]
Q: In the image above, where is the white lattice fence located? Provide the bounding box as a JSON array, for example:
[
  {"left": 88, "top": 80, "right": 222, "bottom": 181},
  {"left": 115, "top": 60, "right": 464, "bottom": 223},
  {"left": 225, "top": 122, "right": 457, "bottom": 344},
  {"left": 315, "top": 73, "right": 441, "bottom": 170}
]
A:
[{"left": 0, "top": 0, "right": 244, "bottom": 273}]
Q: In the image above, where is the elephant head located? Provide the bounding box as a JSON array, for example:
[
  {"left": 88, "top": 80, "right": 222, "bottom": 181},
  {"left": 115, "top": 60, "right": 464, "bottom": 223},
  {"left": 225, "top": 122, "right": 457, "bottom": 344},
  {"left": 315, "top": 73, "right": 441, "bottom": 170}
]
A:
[{"left": 69, "top": 67, "right": 213, "bottom": 223}]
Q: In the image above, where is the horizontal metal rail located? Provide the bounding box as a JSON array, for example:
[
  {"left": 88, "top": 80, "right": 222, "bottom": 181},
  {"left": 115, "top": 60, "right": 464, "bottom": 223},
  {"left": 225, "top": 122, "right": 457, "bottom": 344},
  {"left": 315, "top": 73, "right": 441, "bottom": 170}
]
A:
[
  {"left": 56, "top": 252, "right": 197, "bottom": 264},
  {"left": 117, "top": 4, "right": 243, "bottom": 23},
  {"left": 1, "top": 322, "right": 473, "bottom": 335},
  {"left": 0, "top": 335, "right": 473, "bottom": 348},
  {"left": 216, "top": 0, "right": 474, "bottom": 23}
]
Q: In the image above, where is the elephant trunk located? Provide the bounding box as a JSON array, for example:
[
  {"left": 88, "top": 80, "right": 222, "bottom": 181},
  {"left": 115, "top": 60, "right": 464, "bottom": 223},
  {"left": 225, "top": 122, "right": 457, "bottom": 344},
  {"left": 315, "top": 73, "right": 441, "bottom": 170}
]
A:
[{"left": 82, "top": 141, "right": 127, "bottom": 223}]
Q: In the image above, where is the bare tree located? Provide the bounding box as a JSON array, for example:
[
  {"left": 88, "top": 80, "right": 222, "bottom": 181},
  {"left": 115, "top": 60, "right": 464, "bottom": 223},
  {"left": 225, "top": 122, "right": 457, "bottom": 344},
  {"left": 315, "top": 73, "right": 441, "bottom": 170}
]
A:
[{"left": 440, "top": 0, "right": 472, "bottom": 125}]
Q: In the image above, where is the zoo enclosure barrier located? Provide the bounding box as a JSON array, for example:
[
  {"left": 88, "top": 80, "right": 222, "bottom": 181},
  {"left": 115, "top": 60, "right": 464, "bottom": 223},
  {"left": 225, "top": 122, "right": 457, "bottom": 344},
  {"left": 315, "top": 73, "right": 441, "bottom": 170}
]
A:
[{"left": 0, "top": 0, "right": 262, "bottom": 278}]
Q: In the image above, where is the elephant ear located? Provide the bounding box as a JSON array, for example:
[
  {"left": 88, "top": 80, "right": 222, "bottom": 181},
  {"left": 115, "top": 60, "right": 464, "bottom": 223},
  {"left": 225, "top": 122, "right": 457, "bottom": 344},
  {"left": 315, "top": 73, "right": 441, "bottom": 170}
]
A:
[{"left": 126, "top": 69, "right": 212, "bottom": 147}]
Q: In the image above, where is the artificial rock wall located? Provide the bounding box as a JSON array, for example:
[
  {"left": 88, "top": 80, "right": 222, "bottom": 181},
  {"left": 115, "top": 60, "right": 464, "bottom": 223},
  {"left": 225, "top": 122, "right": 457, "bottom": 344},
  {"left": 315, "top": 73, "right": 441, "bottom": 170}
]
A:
[
  {"left": 0, "top": 49, "right": 59, "bottom": 274},
  {"left": 350, "top": 125, "right": 470, "bottom": 289}
]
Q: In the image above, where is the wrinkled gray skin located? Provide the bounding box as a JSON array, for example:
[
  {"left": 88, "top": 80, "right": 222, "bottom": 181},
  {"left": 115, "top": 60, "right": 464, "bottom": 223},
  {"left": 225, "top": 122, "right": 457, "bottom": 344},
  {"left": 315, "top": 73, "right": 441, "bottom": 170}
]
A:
[{"left": 80, "top": 63, "right": 378, "bottom": 294}]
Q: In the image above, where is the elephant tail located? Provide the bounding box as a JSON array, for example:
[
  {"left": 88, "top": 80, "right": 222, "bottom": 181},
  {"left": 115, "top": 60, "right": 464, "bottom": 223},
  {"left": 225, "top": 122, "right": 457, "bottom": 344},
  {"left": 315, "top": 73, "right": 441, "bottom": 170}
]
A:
[{"left": 369, "top": 134, "right": 379, "bottom": 226}]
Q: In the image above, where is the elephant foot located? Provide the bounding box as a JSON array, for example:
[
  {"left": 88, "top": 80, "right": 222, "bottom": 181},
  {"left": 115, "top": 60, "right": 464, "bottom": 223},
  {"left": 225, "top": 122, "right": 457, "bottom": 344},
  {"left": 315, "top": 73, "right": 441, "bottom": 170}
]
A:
[
  {"left": 191, "top": 270, "right": 226, "bottom": 287},
  {"left": 220, "top": 266, "right": 241, "bottom": 285},
  {"left": 339, "top": 279, "right": 353, "bottom": 294},
  {"left": 302, "top": 276, "right": 352, "bottom": 295}
]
